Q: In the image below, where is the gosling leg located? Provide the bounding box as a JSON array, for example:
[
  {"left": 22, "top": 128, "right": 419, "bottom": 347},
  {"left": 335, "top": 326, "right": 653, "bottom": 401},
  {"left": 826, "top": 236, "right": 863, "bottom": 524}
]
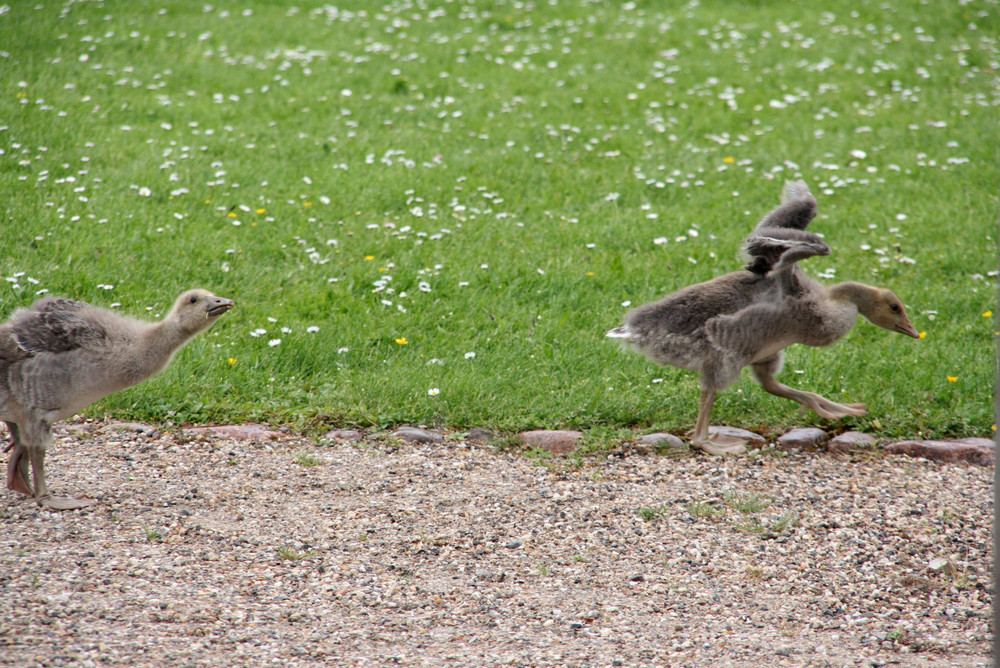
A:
[
  {"left": 689, "top": 387, "right": 746, "bottom": 456},
  {"left": 24, "top": 421, "right": 95, "bottom": 511},
  {"left": 754, "top": 362, "right": 866, "bottom": 419},
  {"left": 4, "top": 423, "right": 32, "bottom": 496}
]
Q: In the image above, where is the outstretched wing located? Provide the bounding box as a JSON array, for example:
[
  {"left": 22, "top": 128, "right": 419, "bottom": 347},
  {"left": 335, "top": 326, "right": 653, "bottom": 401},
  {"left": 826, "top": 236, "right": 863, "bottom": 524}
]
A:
[
  {"left": 12, "top": 298, "right": 108, "bottom": 354},
  {"left": 755, "top": 180, "right": 817, "bottom": 232},
  {"left": 742, "top": 228, "right": 830, "bottom": 275},
  {"left": 743, "top": 180, "right": 826, "bottom": 274}
]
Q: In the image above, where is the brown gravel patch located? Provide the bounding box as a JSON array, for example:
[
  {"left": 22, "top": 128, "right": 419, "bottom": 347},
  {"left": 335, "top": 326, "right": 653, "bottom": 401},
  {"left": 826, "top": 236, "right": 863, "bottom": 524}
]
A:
[{"left": 0, "top": 421, "right": 992, "bottom": 667}]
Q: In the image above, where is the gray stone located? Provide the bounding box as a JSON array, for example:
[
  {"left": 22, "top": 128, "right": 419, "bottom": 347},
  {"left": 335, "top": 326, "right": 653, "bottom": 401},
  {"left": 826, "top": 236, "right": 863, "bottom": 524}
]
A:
[
  {"left": 519, "top": 430, "right": 584, "bottom": 454},
  {"left": 392, "top": 427, "right": 444, "bottom": 444},
  {"left": 324, "top": 429, "right": 364, "bottom": 443},
  {"left": 465, "top": 427, "right": 495, "bottom": 444},
  {"left": 183, "top": 424, "right": 284, "bottom": 441},
  {"left": 885, "top": 438, "right": 994, "bottom": 466},
  {"left": 637, "top": 432, "right": 685, "bottom": 448},
  {"left": 777, "top": 427, "right": 830, "bottom": 452},
  {"left": 828, "top": 431, "right": 875, "bottom": 454}
]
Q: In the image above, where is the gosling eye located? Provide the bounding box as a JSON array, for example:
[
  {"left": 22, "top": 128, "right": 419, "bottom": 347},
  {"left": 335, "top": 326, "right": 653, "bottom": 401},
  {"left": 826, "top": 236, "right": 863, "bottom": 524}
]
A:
[
  {"left": 189, "top": 295, "right": 199, "bottom": 304},
  {"left": 889, "top": 303, "right": 900, "bottom": 313}
]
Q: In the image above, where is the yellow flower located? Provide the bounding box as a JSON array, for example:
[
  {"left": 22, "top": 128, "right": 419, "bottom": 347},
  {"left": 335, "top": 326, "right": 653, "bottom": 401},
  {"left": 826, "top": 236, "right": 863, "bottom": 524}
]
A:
[
  {"left": 364, "top": 255, "right": 375, "bottom": 261},
  {"left": 918, "top": 331, "right": 926, "bottom": 339},
  {"left": 586, "top": 271, "right": 595, "bottom": 276},
  {"left": 946, "top": 376, "right": 958, "bottom": 383},
  {"left": 256, "top": 208, "right": 266, "bottom": 214},
  {"left": 228, "top": 358, "right": 237, "bottom": 365},
  {"left": 395, "top": 337, "right": 408, "bottom": 345},
  {"left": 982, "top": 310, "right": 992, "bottom": 318},
  {"left": 304, "top": 201, "right": 312, "bottom": 207},
  {"left": 723, "top": 156, "right": 735, "bottom": 164},
  {"left": 993, "top": 425, "right": 997, "bottom": 432},
  {"left": 228, "top": 212, "right": 238, "bottom": 218}
]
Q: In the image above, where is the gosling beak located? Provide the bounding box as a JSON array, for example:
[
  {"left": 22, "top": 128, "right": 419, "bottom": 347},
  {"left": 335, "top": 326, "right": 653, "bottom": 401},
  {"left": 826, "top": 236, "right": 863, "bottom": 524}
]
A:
[
  {"left": 207, "top": 297, "right": 235, "bottom": 317},
  {"left": 896, "top": 320, "right": 920, "bottom": 339}
]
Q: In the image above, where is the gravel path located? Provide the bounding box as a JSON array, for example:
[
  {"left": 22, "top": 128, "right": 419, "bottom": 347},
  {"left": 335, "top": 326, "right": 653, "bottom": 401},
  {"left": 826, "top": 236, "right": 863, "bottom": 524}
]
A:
[{"left": 1, "top": 421, "right": 992, "bottom": 667}]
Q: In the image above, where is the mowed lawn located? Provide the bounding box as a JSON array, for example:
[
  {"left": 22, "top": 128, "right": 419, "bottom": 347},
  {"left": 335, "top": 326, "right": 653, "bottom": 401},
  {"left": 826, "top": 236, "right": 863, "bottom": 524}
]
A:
[{"left": 0, "top": 1, "right": 996, "bottom": 439}]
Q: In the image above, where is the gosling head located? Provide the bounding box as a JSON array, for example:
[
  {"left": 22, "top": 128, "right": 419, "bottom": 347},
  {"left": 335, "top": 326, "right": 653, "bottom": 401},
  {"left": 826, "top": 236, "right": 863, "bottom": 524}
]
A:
[
  {"left": 170, "top": 289, "right": 235, "bottom": 333},
  {"left": 867, "top": 289, "right": 919, "bottom": 339}
]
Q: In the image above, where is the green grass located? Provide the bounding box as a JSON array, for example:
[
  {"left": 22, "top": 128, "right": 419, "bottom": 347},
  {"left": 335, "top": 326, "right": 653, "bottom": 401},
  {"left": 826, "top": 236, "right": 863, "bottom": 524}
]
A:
[{"left": 1, "top": 1, "right": 996, "bottom": 438}]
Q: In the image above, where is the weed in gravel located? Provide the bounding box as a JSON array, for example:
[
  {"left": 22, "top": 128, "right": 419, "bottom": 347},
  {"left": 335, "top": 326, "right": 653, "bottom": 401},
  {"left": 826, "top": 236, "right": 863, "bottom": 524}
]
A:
[
  {"left": 637, "top": 504, "right": 670, "bottom": 521},
  {"left": 737, "top": 513, "right": 797, "bottom": 538},
  {"left": 141, "top": 523, "right": 163, "bottom": 543},
  {"left": 295, "top": 452, "right": 323, "bottom": 467},
  {"left": 276, "top": 546, "right": 315, "bottom": 561},
  {"left": 724, "top": 491, "right": 772, "bottom": 514},
  {"left": 523, "top": 448, "right": 562, "bottom": 472},
  {"left": 686, "top": 500, "right": 726, "bottom": 520}
]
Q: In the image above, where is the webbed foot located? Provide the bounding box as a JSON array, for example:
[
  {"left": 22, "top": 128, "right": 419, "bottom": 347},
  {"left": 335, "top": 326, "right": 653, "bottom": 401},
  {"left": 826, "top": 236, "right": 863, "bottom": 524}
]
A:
[
  {"left": 805, "top": 396, "right": 866, "bottom": 419},
  {"left": 37, "top": 494, "right": 97, "bottom": 511},
  {"left": 688, "top": 430, "right": 747, "bottom": 456}
]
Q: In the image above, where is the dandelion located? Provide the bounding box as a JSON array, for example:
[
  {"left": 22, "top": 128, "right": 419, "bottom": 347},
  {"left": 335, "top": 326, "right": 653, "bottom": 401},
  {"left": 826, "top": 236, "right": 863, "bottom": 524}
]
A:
[
  {"left": 365, "top": 255, "right": 375, "bottom": 261},
  {"left": 723, "top": 156, "right": 735, "bottom": 164},
  {"left": 427, "top": 388, "right": 440, "bottom": 396},
  {"left": 918, "top": 332, "right": 927, "bottom": 339},
  {"left": 946, "top": 376, "right": 958, "bottom": 383},
  {"left": 268, "top": 339, "right": 282, "bottom": 347},
  {"left": 228, "top": 358, "right": 237, "bottom": 365},
  {"left": 256, "top": 208, "right": 266, "bottom": 214},
  {"left": 983, "top": 311, "right": 992, "bottom": 318},
  {"left": 395, "top": 337, "right": 408, "bottom": 345}
]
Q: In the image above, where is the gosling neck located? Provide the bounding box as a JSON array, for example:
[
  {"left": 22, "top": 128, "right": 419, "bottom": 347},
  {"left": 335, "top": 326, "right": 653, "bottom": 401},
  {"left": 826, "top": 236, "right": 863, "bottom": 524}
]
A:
[
  {"left": 138, "top": 317, "right": 199, "bottom": 371},
  {"left": 829, "top": 282, "right": 879, "bottom": 319}
]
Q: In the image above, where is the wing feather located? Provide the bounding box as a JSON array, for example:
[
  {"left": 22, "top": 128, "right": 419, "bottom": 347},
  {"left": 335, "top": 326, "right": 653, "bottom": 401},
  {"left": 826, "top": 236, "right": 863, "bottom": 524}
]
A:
[{"left": 12, "top": 298, "right": 108, "bottom": 354}]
